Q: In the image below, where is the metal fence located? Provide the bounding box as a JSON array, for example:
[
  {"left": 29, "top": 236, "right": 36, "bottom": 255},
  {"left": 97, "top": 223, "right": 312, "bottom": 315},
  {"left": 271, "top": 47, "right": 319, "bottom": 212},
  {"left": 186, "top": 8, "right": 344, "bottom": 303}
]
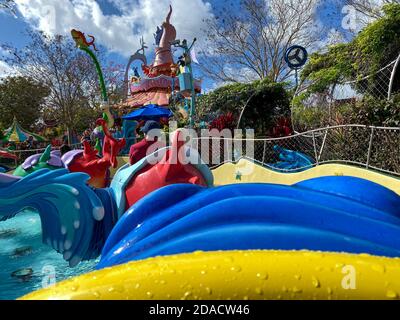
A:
[
  {"left": 0, "top": 143, "right": 82, "bottom": 166},
  {"left": 292, "top": 54, "right": 400, "bottom": 133},
  {"left": 0, "top": 137, "right": 139, "bottom": 168},
  {"left": 2, "top": 126, "right": 400, "bottom": 177},
  {"left": 192, "top": 125, "right": 400, "bottom": 177}
]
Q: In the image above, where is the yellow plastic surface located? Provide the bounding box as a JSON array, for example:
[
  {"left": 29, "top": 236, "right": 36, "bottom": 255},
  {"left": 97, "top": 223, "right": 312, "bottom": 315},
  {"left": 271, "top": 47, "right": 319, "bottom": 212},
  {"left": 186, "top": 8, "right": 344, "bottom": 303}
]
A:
[
  {"left": 212, "top": 159, "right": 400, "bottom": 194},
  {"left": 21, "top": 250, "right": 400, "bottom": 300}
]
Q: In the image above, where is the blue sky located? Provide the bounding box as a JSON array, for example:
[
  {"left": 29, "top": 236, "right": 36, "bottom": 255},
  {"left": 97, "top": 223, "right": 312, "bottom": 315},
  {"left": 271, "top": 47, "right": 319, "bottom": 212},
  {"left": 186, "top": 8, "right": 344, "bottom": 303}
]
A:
[{"left": 0, "top": 0, "right": 358, "bottom": 91}]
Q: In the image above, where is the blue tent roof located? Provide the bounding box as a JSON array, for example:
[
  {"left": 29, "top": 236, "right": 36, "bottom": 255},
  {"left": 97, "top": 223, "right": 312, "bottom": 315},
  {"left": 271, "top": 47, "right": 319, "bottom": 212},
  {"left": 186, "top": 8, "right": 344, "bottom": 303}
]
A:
[{"left": 123, "top": 104, "right": 173, "bottom": 121}]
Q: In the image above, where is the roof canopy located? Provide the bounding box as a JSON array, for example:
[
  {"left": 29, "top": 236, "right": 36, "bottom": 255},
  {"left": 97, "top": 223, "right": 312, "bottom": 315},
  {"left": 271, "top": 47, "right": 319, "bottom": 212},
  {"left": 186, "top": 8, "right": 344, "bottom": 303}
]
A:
[
  {"left": 123, "top": 104, "right": 173, "bottom": 121},
  {"left": 2, "top": 118, "right": 46, "bottom": 143}
]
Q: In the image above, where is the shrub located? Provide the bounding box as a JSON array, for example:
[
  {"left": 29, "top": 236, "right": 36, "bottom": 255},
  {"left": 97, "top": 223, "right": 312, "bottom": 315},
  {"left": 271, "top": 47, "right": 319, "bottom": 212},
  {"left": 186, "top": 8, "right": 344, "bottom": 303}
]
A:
[{"left": 197, "top": 79, "right": 291, "bottom": 136}]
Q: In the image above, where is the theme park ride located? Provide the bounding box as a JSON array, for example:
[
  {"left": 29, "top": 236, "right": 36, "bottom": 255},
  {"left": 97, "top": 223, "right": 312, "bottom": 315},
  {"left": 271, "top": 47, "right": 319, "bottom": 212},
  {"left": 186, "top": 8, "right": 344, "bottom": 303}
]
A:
[
  {"left": 121, "top": 5, "right": 201, "bottom": 127},
  {"left": 1, "top": 5, "right": 400, "bottom": 301}
]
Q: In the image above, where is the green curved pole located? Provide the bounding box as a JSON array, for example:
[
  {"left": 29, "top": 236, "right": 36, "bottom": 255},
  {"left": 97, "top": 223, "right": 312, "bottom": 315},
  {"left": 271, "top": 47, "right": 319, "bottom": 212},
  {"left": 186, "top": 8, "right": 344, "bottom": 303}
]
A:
[
  {"left": 79, "top": 46, "right": 108, "bottom": 102},
  {"left": 71, "top": 30, "right": 114, "bottom": 130}
]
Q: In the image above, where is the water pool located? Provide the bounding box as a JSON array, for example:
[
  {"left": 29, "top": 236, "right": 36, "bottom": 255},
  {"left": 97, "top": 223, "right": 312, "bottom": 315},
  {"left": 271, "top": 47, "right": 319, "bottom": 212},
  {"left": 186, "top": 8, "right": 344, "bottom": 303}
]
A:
[{"left": 0, "top": 210, "right": 98, "bottom": 300}]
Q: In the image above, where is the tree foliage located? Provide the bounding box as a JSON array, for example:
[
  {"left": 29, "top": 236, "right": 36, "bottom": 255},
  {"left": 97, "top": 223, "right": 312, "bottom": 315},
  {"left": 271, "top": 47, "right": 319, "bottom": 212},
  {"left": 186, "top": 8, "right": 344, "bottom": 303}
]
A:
[
  {"left": 0, "top": 0, "right": 17, "bottom": 17},
  {"left": 0, "top": 76, "right": 49, "bottom": 130},
  {"left": 346, "top": 94, "right": 400, "bottom": 126},
  {"left": 1, "top": 30, "right": 123, "bottom": 137},
  {"left": 197, "top": 79, "right": 291, "bottom": 135},
  {"left": 293, "top": 93, "right": 400, "bottom": 131},
  {"left": 301, "top": 3, "right": 400, "bottom": 94},
  {"left": 344, "top": 0, "right": 400, "bottom": 20}
]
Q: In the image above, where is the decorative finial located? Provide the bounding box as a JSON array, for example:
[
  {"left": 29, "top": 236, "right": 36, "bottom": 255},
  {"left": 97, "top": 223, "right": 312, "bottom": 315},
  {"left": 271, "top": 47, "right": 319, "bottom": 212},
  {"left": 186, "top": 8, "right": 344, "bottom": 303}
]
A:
[{"left": 166, "top": 5, "right": 172, "bottom": 24}]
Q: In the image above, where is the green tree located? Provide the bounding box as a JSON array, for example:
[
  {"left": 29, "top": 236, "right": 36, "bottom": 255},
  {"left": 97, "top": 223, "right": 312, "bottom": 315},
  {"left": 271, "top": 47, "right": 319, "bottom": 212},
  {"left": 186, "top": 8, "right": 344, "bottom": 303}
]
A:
[
  {"left": 301, "top": 3, "right": 400, "bottom": 95},
  {"left": 197, "top": 79, "right": 291, "bottom": 135},
  {"left": 1, "top": 30, "right": 116, "bottom": 140},
  {"left": 293, "top": 3, "right": 400, "bottom": 131},
  {"left": 0, "top": 76, "right": 49, "bottom": 130}
]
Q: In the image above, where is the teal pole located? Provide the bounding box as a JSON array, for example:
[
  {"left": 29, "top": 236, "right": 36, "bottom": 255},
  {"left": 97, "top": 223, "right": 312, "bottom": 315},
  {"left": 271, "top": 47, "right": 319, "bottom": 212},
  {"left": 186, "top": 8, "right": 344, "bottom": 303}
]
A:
[
  {"left": 174, "top": 38, "right": 197, "bottom": 129},
  {"left": 188, "top": 60, "right": 196, "bottom": 129},
  {"left": 185, "top": 39, "right": 197, "bottom": 129}
]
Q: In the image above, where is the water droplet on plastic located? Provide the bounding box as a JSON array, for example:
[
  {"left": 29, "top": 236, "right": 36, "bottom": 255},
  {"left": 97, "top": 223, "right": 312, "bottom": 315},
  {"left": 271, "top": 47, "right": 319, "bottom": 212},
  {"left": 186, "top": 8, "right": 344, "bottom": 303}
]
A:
[
  {"left": 182, "top": 291, "right": 192, "bottom": 300},
  {"left": 256, "top": 272, "right": 268, "bottom": 280},
  {"left": 70, "top": 187, "right": 79, "bottom": 195},
  {"left": 230, "top": 266, "right": 241, "bottom": 272},
  {"left": 311, "top": 276, "right": 320, "bottom": 288},
  {"left": 292, "top": 287, "right": 302, "bottom": 293},
  {"left": 92, "top": 206, "right": 105, "bottom": 221},
  {"left": 386, "top": 290, "right": 398, "bottom": 299}
]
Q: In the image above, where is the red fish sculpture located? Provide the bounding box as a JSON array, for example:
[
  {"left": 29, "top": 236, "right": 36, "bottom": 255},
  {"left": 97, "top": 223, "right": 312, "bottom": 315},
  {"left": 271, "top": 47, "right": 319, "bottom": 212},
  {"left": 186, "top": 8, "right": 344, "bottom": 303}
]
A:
[
  {"left": 62, "top": 119, "right": 126, "bottom": 188},
  {"left": 124, "top": 130, "right": 208, "bottom": 208}
]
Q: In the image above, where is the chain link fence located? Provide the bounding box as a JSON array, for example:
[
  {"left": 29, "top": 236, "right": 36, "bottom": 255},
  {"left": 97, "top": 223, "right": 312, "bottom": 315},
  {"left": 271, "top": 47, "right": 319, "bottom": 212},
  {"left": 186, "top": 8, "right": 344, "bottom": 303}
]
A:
[
  {"left": 193, "top": 125, "right": 400, "bottom": 177},
  {"left": 0, "top": 136, "right": 139, "bottom": 169},
  {"left": 292, "top": 55, "right": 400, "bottom": 133},
  {"left": 0, "top": 143, "right": 81, "bottom": 165},
  {"left": 2, "top": 127, "right": 399, "bottom": 177}
]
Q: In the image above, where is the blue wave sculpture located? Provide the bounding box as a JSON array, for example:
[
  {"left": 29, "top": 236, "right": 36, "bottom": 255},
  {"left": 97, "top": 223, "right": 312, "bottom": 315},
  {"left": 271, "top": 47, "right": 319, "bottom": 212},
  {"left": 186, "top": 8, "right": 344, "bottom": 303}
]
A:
[
  {"left": 98, "top": 176, "right": 400, "bottom": 269},
  {"left": 0, "top": 169, "right": 115, "bottom": 266}
]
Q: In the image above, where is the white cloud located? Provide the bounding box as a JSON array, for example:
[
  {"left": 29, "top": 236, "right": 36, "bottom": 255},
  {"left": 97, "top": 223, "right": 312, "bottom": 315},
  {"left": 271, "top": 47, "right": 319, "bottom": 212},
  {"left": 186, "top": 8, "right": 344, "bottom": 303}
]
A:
[
  {"left": 13, "top": 0, "right": 214, "bottom": 57},
  {"left": 0, "top": 60, "right": 13, "bottom": 77}
]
